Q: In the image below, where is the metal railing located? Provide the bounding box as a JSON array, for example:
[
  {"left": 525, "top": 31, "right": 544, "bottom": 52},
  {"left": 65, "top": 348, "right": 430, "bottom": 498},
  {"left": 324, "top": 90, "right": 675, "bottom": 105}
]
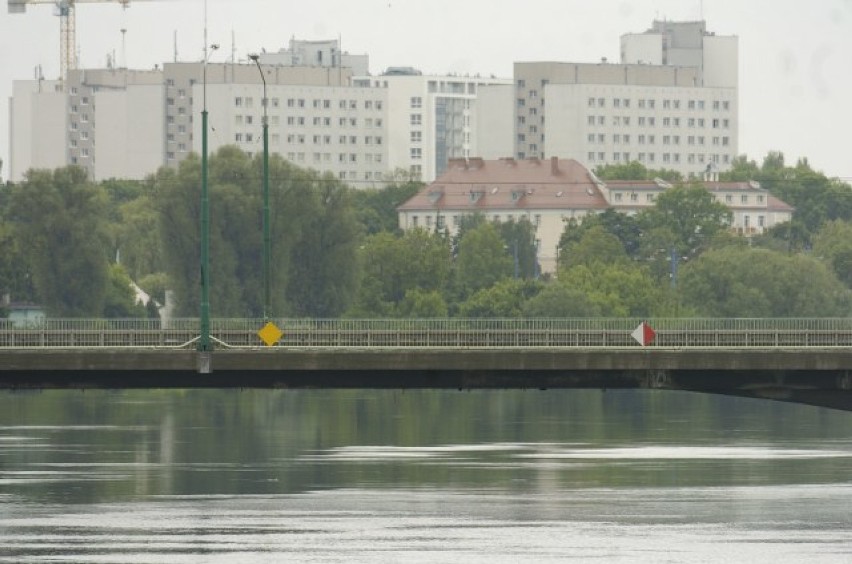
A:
[{"left": 2, "top": 318, "right": 852, "bottom": 349}]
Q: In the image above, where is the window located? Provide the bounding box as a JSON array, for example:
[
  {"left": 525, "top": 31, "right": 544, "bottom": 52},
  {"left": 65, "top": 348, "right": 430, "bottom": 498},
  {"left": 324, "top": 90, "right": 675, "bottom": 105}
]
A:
[
  {"left": 588, "top": 115, "right": 595, "bottom": 125},
  {"left": 410, "top": 148, "right": 422, "bottom": 159},
  {"left": 614, "top": 98, "right": 621, "bottom": 108},
  {"left": 410, "top": 96, "right": 422, "bottom": 108},
  {"left": 235, "top": 97, "right": 243, "bottom": 107},
  {"left": 411, "top": 114, "right": 422, "bottom": 125},
  {"left": 588, "top": 97, "right": 595, "bottom": 107}
]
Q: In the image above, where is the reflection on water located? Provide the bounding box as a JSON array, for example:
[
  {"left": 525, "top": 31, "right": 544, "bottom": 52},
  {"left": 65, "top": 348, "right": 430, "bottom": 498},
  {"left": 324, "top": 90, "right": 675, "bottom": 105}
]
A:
[{"left": 1, "top": 389, "right": 852, "bottom": 562}]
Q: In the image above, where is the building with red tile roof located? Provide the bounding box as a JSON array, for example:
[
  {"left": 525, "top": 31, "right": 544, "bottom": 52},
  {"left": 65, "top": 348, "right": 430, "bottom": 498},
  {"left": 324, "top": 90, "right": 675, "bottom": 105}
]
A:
[{"left": 397, "top": 157, "right": 793, "bottom": 273}]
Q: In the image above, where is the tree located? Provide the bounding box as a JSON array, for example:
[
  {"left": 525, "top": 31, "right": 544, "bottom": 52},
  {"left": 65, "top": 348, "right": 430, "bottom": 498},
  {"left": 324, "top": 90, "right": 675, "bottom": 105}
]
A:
[
  {"left": 522, "top": 282, "right": 602, "bottom": 317},
  {"left": 103, "top": 264, "right": 147, "bottom": 318},
  {"left": 594, "top": 161, "right": 682, "bottom": 182},
  {"left": 639, "top": 184, "right": 731, "bottom": 258},
  {"left": 558, "top": 225, "right": 630, "bottom": 272},
  {"left": 458, "top": 279, "right": 542, "bottom": 318},
  {"left": 349, "top": 228, "right": 450, "bottom": 317},
  {"left": 558, "top": 263, "right": 663, "bottom": 317},
  {"left": 8, "top": 166, "right": 109, "bottom": 316},
  {"left": 286, "top": 173, "right": 361, "bottom": 317},
  {"left": 351, "top": 180, "right": 422, "bottom": 235},
  {"left": 453, "top": 222, "right": 513, "bottom": 300},
  {"left": 397, "top": 288, "right": 448, "bottom": 317},
  {"left": 812, "top": 220, "right": 852, "bottom": 287},
  {"left": 497, "top": 217, "right": 540, "bottom": 279},
  {"left": 679, "top": 247, "right": 850, "bottom": 317}
]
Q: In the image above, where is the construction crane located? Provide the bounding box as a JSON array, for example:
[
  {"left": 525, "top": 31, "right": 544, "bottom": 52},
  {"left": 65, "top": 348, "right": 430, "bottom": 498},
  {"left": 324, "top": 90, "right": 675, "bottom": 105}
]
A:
[{"left": 8, "top": 0, "right": 157, "bottom": 84}]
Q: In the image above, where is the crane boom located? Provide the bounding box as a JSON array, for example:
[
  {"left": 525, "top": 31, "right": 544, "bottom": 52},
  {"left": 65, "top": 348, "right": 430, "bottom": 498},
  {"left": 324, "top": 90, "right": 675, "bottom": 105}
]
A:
[{"left": 8, "top": 0, "right": 153, "bottom": 84}]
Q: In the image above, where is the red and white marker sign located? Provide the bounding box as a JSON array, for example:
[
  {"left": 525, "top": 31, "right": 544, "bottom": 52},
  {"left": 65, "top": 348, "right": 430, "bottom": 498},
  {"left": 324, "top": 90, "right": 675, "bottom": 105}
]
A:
[{"left": 631, "top": 322, "right": 656, "bottom": 347}]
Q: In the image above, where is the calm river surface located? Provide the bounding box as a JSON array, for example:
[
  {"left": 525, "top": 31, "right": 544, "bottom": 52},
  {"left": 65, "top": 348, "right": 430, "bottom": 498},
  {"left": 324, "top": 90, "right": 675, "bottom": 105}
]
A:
[{"left": 1, "top": 388, "right": 852, "bottom": 563}]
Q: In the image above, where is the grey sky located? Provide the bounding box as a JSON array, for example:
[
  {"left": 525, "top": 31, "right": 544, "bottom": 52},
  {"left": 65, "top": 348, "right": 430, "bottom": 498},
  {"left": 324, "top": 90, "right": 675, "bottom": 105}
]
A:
[{"left": 1, "top": 0, "right": 851, "bottom": 180}]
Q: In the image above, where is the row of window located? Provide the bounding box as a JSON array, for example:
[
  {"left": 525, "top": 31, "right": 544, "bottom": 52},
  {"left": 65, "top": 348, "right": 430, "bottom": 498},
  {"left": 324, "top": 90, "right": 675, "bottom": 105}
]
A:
[
  {"left": 284, "top": 151, "right": 384, "bottom": 163},
  {"left": 587, "top": 152, "right": 733, "bottom": 165},
  {"left": 612, "top": 192, "right": 765, "bottom": 205},
  {"left": 238, "top": 133, "right": 385, "bottom": 146},
  {"left": 586, "top": 133, "right": 730, "bottom": 146},
  {"left": 585, "top": 115, "right": 731, "bottom": 129},
  {"left": 234, "top": 97, "right": 385, "bottom": 111},
  {"left": 410, "top": 213, "right": 544, "bottom": 229},
  {"left": 588, "top": 97, "right": 731, "bottom": 111}
]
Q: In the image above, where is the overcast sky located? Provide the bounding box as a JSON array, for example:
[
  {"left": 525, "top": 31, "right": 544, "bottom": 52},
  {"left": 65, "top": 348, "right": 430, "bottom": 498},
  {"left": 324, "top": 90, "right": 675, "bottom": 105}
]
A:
[{"left": 1, "top": 0, "right": 851, "bottom": 180}]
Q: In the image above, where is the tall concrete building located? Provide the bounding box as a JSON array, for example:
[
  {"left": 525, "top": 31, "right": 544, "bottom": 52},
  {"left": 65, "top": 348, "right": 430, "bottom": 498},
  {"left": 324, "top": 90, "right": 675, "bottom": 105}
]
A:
[
  {"left": 9, "top": 52, "right": 508, "bottom": 184},
  {"left": 9, "top": 78, "right": 66, "bottom": 180},
  {"left": 356, "top": 71, "right": 512, "bottom": 181},
  {"left": 514, "top": 20, "right": 738, "bottom": 178}
]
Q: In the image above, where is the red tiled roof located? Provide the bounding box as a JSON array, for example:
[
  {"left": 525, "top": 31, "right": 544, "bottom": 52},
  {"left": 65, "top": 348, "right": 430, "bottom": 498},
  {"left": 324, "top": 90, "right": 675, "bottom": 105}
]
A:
[{"left": 397, "top": 157, "right": 610, "bottom": 212}]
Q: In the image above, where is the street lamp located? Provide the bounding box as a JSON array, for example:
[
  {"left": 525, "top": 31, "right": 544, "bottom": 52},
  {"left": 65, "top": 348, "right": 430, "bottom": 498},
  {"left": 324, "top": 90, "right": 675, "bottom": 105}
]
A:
[
  {"left": 249, "top": 53, "right": 271, "bottom": 322},
  {"left": 198, "top": 42, "right": 219, "bottom": 359}
]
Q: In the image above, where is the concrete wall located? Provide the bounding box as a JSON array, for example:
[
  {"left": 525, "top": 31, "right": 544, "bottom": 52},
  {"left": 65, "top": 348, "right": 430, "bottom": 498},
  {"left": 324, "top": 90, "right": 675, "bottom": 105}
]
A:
[
  {"left": 95, "top": 85, "right": 165, "bottom": 180},
  {"left": 9, "top": 80, "right": 66, "bottom": 181},
  {"left": 475, "top": 84, "right": 514, "bottom": 160}
]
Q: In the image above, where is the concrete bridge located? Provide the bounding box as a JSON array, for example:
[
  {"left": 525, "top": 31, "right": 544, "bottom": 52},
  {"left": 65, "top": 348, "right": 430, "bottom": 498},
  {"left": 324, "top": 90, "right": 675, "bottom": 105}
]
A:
[{"left": 3, "top": 318, "right": 852, "bottom": 411}]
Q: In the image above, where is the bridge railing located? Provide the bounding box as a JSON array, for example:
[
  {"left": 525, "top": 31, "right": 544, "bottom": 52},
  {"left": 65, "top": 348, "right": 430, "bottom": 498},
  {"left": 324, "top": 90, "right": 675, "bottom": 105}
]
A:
[{"left": 3, "top": 318, "right": 852, "bottom": 349}]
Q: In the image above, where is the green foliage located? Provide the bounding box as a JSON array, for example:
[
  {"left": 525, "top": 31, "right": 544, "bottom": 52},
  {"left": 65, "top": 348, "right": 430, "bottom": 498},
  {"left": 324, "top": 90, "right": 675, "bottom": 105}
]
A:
[
  {"left": 812, "top": 220, "right": 852, "bottom": 287},
  {"left": 103, "top": 264, "right": 147, "bottom": 318},
  {"left": 154, "top": 146, "right": 361, "bottom": 318},
  {"left": 638, "top": 184, "right": 732, "bottom": 258},
  {"left": 558, "top": 225, "right": 630, "bottom": 272},
  {"left": 397, "top": 288, "right": 449, "bottom": 318},
  {"left": 559, "top": 263, "right": 663, "bottom": 317},
  {"left": 458, "top": 279, "right": 543, "bottom": 318},
  {"left": 351, "top": 180, "right": 423, "bottom": 235},
  {"left": 137, "top": 272, "right": 169, "bottom": 305},
  {"left": 349, "top": 229, "right": 451, "bottom": 317},
  {"left": 286, "top": 174, "right": 361, "bottom": 317},
  {"left": 496, "top": 217, "right": 540, "bottom": 279},
  {"left": 8, "top": 166, "right": 110, "bottom": 316},
  {"left": 679, "top": 246, "right": 851, "bottom": 317},
  {"left": 594, "top": 161, "right": 682, "bottom": 182},
  {"left": 522, "top": 282, "right": 603, "bottom": 317},
  {"left": 723, "top": 152, "right": 852, "bottom": 246},
  {"left": 453, "top": 222, "right": 513, "bottom": 300}
]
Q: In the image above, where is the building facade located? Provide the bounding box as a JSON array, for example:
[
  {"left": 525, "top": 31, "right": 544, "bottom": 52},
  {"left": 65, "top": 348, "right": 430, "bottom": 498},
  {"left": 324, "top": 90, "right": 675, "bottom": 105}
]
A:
[
  {"left": 357, "top": 72, "right": 513, "bottom": 181},
  {"left": 397, "top": 158, "right": 793, "bottom": 275},
  {"left": 514, "top": 20, "right": 738, "bottom": 178}
]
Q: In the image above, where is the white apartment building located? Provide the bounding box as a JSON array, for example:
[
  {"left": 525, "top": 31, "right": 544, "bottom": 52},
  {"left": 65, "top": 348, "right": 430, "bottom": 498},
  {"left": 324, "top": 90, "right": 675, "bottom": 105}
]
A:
[
  {"left": 357, "top": 71, "right": 513, "bottom": 181},
  {"left": 199, "top": 82, "right": 388, "bottom": 185},
  {"left": 9, "top": 78, "right": 66, "bottom": 181},
  {"left": 258, "top": 38, "right": 369, "bottom": 76},
  {"left": 515, "top": 20, "right": 739, "bottom": 178}
]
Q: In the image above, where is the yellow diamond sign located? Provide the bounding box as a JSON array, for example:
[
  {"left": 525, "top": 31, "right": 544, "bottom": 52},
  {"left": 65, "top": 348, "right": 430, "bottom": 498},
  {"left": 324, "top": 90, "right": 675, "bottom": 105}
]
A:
[{"left": 258, "top": 321, "right": 283, "bottom": 347}]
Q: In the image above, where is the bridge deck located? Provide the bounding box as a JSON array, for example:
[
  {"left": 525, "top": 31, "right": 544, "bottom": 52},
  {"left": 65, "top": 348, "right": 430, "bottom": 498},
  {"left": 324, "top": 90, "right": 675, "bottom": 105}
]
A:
[{"left": 3, "top": 320, "right": 852, "bottom": 411}]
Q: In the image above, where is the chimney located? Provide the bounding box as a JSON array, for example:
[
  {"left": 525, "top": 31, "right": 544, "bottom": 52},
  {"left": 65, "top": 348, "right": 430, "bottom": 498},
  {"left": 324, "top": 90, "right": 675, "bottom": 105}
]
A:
[{"left": 551, "top": 156, "right": 559, "bottom": 176}]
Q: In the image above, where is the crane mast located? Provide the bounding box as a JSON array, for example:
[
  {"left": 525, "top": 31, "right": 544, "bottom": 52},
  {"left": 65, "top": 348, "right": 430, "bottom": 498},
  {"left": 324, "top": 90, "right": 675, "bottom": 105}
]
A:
[{"left": 8, "top": 0, "right": 139, "bottom": 85}]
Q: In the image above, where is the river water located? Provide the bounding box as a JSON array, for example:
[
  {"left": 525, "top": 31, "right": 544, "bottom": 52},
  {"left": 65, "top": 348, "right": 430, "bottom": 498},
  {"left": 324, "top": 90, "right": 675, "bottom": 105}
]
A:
[{"left": 1, "top": 388, "right": 852, "bottom": 562}]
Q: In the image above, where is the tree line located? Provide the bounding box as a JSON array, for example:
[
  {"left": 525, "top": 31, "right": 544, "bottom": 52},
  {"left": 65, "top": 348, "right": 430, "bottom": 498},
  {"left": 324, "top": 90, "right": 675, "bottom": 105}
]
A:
[{"left": 2, "top": 148, "right": 851, "bottom": 319}]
